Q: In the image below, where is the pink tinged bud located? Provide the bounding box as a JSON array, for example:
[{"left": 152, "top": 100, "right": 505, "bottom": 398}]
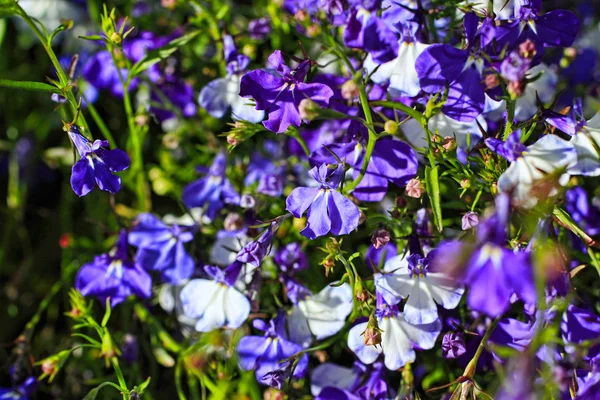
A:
[
  {"left": 224, "top": 213, "right": 244, "bottom": 231},
  {"left": 519, "top": 39, "right": 537, "bottom": 58},
  {"left": 508, "top": 80, "right": 526, "bottom": 97},
  {"left": 298, "top": 98, "right": 319, "bottom": 121},
  {"left": 41, "top": 360, "right": 57, "bottom": 376},
  {"left": 405, "top": 178, "right": 425, "bottom": 198},
  {"left": 363, "top": 327, "right": 382, "bottom": 346},
  {"left": 341, "top": 80, "right": 359, "bottom": 100},
  {"left": 462, "top": 211, "right": 479, "bottom": 230},
  {"left": 371, "top": 229, "right": 391, "bottom": 249},
  {"left": 442, "top": 136, "right": 456, "bottom": 151},
  {"left": 227, "top": 133, "right": 240, "bottom": 146},
  {"left": 485, "top": 74, "right": 500, "bottom": 89}
]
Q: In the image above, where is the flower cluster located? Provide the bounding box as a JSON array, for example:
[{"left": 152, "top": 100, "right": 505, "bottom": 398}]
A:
[{"left": 4, "top": 0, "right": 600, "bottom": 399}]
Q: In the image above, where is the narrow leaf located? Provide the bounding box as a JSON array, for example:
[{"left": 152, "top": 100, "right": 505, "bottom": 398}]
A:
[
  {"left": 425, "top": 165, "right": 443, "bottom": 232},
  {"left": 0, "top": 79, "right": 59, "bottom": 93},
  {"left": 130, "top": 30, "right": 200, "bottom": 76}
]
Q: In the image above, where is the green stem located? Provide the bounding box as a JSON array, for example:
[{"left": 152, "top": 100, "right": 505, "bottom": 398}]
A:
[
  {"left": 464, "top": 317, "right": 500, "bottom": 379},
  {"left": 344, "top": 85, "right": 377, "bottom": 193},
  {"left": 83, "top": 93, "right": 117, "bottom": 148},
  {"left": 287, "top": 129, "right": 310, "bottom": 157},
  {"left": 22, "top": 280, "right": 62, "bottom": 341},
  {"left": 111, "top": 357, "right": 129, "bottom": 400},
  {"left": 503, "top": 99, "right": 516, "bottom": 141}
]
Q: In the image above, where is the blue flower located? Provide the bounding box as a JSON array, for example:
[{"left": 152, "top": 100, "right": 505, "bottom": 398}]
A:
[
  {"left": 237, "top": 314, "right": 308, "bottom": 383},
  {"left": 67, "top": 124, "right": 130, "bottom": 197},
  {"left": 128, "top": 213, "right": 196, "bottom": 284},
  {"left": 75, "top": 230, "right": 152, "bottom": 306},
  {"left": 286, "top": 164, "right": 360, "bottom": 239},
  {"left": 236, "top": 221, "right": 279, "bottom": 267},
  {"left": 0, "top": 377, "right": 36, "bottom": 400},
  {"left": 182, "top": 152, "right": 240, "bottom": 220}
]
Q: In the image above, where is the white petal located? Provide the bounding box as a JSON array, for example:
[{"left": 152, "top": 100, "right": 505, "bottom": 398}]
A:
[
  {"left": 515, "top": 64, "right": 557, "bottom": 121},
  {"left": 224, "top": 286, "right": 251, "bottom": 329},
  {"left": 586, "top": 113, "right": 600, "bottom": 130},
  {"left": 426, "top": 273, "right": 464, "bottom": 310},
  {"left": 402, "top": 118, "right": 428, "bottom": 150},
  {"left": 397, "top": 315, "right": 442, "bottom": 350},
  {"left": 231, "top": 95, "right": 265, "bottom": 123},
  {"left": 428, "top": 113, "right": 486, "bottom": 149},
  {"left": 374, "top": 273, "right": 413, "bottom": 306},
  {"left": 527, "top": 134, "right": 577, "bottom": 172},
  {"left": 383, "top": 253, "right": 410, "bottom": 274},
  {"left": 365, "top": 53, "right": 395, "bottom": 86},
  {"left": 347, "top": 322, "right": 382, "bottom": 364},
  {"left": 193, "top": 285, "right": 227, "bottom": 332},
  {"left": 298, "top": 283, "right": 353, "bottom": 340},
  {"left": 483, "top": 94, "right": 506, "bottom": 122},
  {"left": 388, "top": 42, "right": 429, "bottom": 97},
  {"left": 288, "top": 306, "right": 313, "bottom": 348},
  {"left": 379, "top": 316, "right": 415, "bottom": 370},
  {"left": 180, "top": 279, "right": 219, "bottom": 319},
  {"left": 569, "top": 132, "right": 600, "bottom": 176},
  {"left": 403, "top": 280, "right": 438, "bottom": 325}
]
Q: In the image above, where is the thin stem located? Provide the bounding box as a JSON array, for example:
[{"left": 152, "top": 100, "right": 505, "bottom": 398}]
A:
[
  {"left": 111, "top": 357, "right": 129, "bottom": 400},
  {"left": 22, "top": 280, "right": 63, "bottom": 341},
  {"left": 344, "top": 85, "right": 377, "bottom": 193},
  {"left": 464, "top": 317, "right": 500, "bottom": 379}
]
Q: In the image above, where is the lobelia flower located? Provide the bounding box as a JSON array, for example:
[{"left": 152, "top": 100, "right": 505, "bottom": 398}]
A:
[
  {"left": 199, "top": 35, "right": 264, "bottom": 123},
  {"left": 182, "top": 152, "right": 240, "bottom": 220},
  {"left": 310, "top": 362, "right": 361, "bottom": 398},
  {"left": 513, "top": 63, "right": 558, "bottom": 121},
  {"left": 309, "top": 137, "right": 418, "bottom": 202},
  {"left": 545, "top": 100, "right": 600, "bottom": 176},
  {"left": 239, "top": 50, "right": 334, "bottom": 133},
  {"left": 487, "top": 132, "right": 576, "bottom": 209},
  {"left": 75, "top": 230, "right": 152, "bottom": 306},
  {"left": 364, "top": 21, "right": 430, "bottom": 97},
  {"left": 248, "top": 17, "right": 271, "bottom": 40},
  {"left": 128, "top": 213, "right": 196, "bottom": 284},
  {"left": 236, "top": 220, "right": 279, "bottom": 267},
  {"left": 442, "top": 332, "right": 466, "bottom": 359},
  {"left": 67, "top": 124, "right": 130, "bottom": 197},
  {"left": 416, "top": 12, "right": 489, "bottom": 121},
  {"left": 347, "top": 295, "right": 442, "bottom": 370},
  {"left": 565, "top": 187, "right": 600, "bottom": 236},
  {"left": 274, "top": 242, "right": 308, "bottom": 273},
  {"left": 374, "top": 250, "right": 464, "bottom": 325},
  {"left": 237, "top": 313, "right": 309, "bottom": 382},
  {"left": 312, "top": 361, "right": 392, "bottom": 400},
  {"left": 180, "top": 262, "right": 250, "bottom": 332},
  {"left": 82, "top": 51, "right": 138, "bottom": 98},
  {"left": 561, "top": 305, "right": 600, "bottom": 361},
  {"left": 150, "top": 78, "right": 198, "bottom": 122},
  {"left": 287, "top": 282, "right": 353, "bottom": 347},
  {"left": 286, "top": 163, "right": 360, "bottom": 239},
  {"left": 244, "top": 144, "right": 286, "bottom": 197}
]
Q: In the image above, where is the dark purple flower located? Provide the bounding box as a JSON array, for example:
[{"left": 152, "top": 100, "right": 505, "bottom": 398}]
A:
[
  {"left": 182, "top": 153, "right": 240, "bottom": 220},
  {"left": 562, "top": 305, "right": 600, "bottom": 361},
  {"left": 310, "top": 138, "right": 418, "bottom": 202},
  {"left": 565, "top": 187, "right": 600, "bottom": 236},
  {"left": 121, "top": 334, "right": 140, "bottom": 365},
  {"left": 500, "top": 50, "right": 531, "bottom": 82},
  {"left": 274, "top": 242, "right": 308, "bottom": 273},
  {"left": 365, "top": 242, "right": 397, "bottom": 270},
  {"left": 236, "top": 221, "right": 279, "bottom": 267},
  {"left": 485, "top": 131, "right": 527, "bottom": 162},
  {"left": 75, "top": 231, "right": 152, "bottom": 306},
  {"left": 82, "top": 51, "right": 138, "bottom": 98},
  {"left": 239, "top": 51, "right": 334, "bottom": 133},
  {"left": 442, "top": 332, "right": 466, "bottom": 359},
  {"left": 249, "top": 17, "right": 271, "bottom": 40},
  {"left": 237, "top": 314, "right": 309, "bottom": 382},
  {"left": 244, "top": 151, "right": 285, "bottom": 197},
  {"left": 0, "top": 377, "right": 37, "bottom": 400},
  {"left": 128, "top": 213, "right": 196, "bottom": 284},
  {"left": 68, "top": 125, "right": 130, "bottom": 197},
  {"left": 286, "top": 164, "right": 360, "bottom": 239}
]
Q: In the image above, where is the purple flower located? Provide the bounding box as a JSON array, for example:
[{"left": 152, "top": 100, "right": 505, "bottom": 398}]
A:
[
  {"left": 236, "top": 220, "right": 279, "bottom": 267},
  {"left": 244, "top": 151, "right": 285, "bottom": 197},
  {"left": 75, "top": 231, "right": 151, "bottom": 307},
  {"left": 67, "top": 125, "right": 130, "bottom": 197},
  {"left": 150, "top": 78, "right": 197, "bottom": 122},
  {"left": 0, "top": 377, "right": 37, "bottom": 400},
  {"left": 249, "top": 17, "right": 271, "bottom": 40},
  {"left": 485, "top": 131, "right": 527, "bottom": 162},
  {"left": 237, "top": 314, "right": 309, "bottom": 383},
  {"left": 286, "top": 164, "right": 360, "bottom": 239},
  {"left": 310, "top": 138, "right": 418, "bottom": 202},
  {"left": 240, "top": 51, "right": 334, "bottom": 133},
  {"left": 82, "top": 51, "right": 138, "bottom": 98},
  {"left": 565, "top": 187, "right": 600, "bottom": 236},
  {"left": 562, "top": 305, "right": 600, "bottom": 361},
  {"left": 442, "top": 332, "right": 466, "bottom": 359},
  {"left": 500, "top": 50, "right": 531, "bottom": 82},
  {"left": 182, "top": 153, "right": 240, "bottom": 220},
  {"left": 128, "top": 213, "right": 196, "bottom": 284},
  {"left": 274, "top": 242, "right": 308, "bottom": 273}
]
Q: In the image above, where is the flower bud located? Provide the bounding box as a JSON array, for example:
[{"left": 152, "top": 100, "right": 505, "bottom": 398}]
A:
[
  {"left": 384, "top": 120, "right": 398, "bottom": 135},
  {"left": 298, "top": 98, "right": 319, "bottom": 121},
  {"left": 519, "top": 39, "right": 536, "bottom": 58},
  {"left": 362, "top": 314, "right": 382, "bottom": 347},
  {"left": 485, "top": 74, "right": 500, "bottom": 89},
  {"left": 306, "top": 24, "right": 321, "bottom": 37},
  {"left": 371, "top": 229, "right": 391, "bottom": 250},
  {"left": 341, "top": 80, "right": 359, "bottom": 100},
  {"left": 294, "top": 10, "right": 308, "bottom": 22},
  {"left": 405, "top": 178, "right": 425, "bottom": 198},
  {"left": 354, "top": 279, "right": 369, "bottom": 302},
  {"left": 240, "top": 193, "right": 256, "bottom": 209},
  {"left": 462, "top": 211, "right": 479, "bottom": 230},
  {"left": 224, "top": 213, "right": 244, "bottom": 231},
  {"left": 442, "top": 332, "right": 466, "bottom": 359},
  {"left": 110, "top": 31, "right": 122, "bottom": 45},
  {"left": 460, "top": 179, "right": 470, "bottom": 189},
  {"left": 442, "top": 136, "right": 456, "bottom": 151},
  {"left": 227, "top": 133, "right": 241, "bottom": 146},
  {"left": 508, "top": 80, "right": 526, "bottom": 98}
]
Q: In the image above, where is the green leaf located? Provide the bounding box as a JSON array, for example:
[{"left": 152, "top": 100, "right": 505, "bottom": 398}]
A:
[
  {"left": 82, "top": 382, "right": 123, "bottom": 400},
  {"left": 130, "top": 31, "right": 200, "bottom": 77},
  {"left": 368, "top": 100, "right": 423, "bottom": 123},
  {"left": 101, "top": 298, "right": 112, "bottom": 327},
  {"left": 0, "top": 0, "right": 17, "bottom": 18},
  {"left": 425, "top": 165, "right": 443, "bottom": 232},
  {"left": 0, "top": 79, "right": 59, "bottom": 93}
]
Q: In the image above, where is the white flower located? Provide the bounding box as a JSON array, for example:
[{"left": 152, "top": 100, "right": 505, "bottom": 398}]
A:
[
  {"left": 403, "top": 112, "right": 487, "bottom": 150},
  {"left": 347, "top": 312, "right": 441, "bottom": 370},
  {"left": 374, "top": 253, "right": 463, "bottom": 325},
  {"left": 568, "top": 113, "right": 600, "bottom": 177},
  {"left": 199, "top": 75, "right": 264, "bottom": 123},
  {"left": 287, "top": 283, "right": 353, "bottom": 347},
  {"left": 498, "top": 134, "right": 577, "bottom": 209},
  {"left": 514, "top": 63, "right": 557, "bottom": 121},
  {"left": 180, "top": 278, "right": 250, "bottom": 332},
  {"left": 365, "top": 41, "right": 430, "bottom": 97}
]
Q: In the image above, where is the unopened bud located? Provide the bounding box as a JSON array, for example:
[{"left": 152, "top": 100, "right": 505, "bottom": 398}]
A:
[
  {"left": 135, "top": 114, "right": 149, "bottom": 126},
  {"left": 110, "top": 32, "right": 122, "bottom": 44},
  {"left": 41, "top": 360, "right": 57, "bottom": 376},
  {"left": 227, "top": 133, "right": 241, "bottom": 146},
  {"left": 224, "top": 213, "right": 244, "bottom": 231},
  {"left": 362, "top": 314, "right": 382, "bottom": 347},
  {"left": 294, "top": 10, "right": 308, "bottom": 22},
  {"left": 485, "top": 74, "right": 500, "bottom": 89},
  {"left": 442, "top": 136, "right": 456, "bottom": 151},
  {"left": 460, "top": 179, "right": 470, "bottom": 189},
  {"left": 519, "top": 39, "right": 536, "bottom": 58},
  {"left": 405, "top": 178, "right": 425, "bottom": 198},
  {"left": 564, "top": 47, "right": 577, "bottom": 58},
  {"left": 298, "top": 98, "right": 319, "bottom": 121},
  {"left": 306, "top": 24, "right": 321, "bottom": 37},
  {"left": 384, "top": 120, "right": 398, "bottom": 135},
  {"left": 161, "top": 0, "right": 177, "bottom": 8},
  {"left": 240, "top": 193, "right": 256, "bottom": 209},
  {"left": 508, "top": 80, "right": 525, "bottom": 98},
  {"left": 371, "top": 229, "right": 391, "bottom": 250},
  {"left": 162, "top": 132, "right": 179, "bottom": 149},
  {"left": 462, "top": 211, "right": 479, "bottom": 230},
  {"left": 341, "top": 80, "right": 360, "bottom": 100}
]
